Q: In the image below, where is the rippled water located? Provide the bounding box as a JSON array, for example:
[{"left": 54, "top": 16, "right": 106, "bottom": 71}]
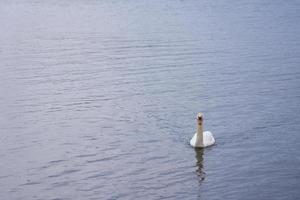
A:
[{"left": 1, "top": 0, "right": 300, "bottom": 199}]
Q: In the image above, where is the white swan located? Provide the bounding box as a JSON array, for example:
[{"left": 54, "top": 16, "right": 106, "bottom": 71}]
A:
[{"left": 190, "top": 113, "right": 215, "bottom": 148}]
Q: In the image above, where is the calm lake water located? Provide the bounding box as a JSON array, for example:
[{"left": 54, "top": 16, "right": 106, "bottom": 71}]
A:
[{"left": 1, "top": 0, "right": 300, "bottom": 199}]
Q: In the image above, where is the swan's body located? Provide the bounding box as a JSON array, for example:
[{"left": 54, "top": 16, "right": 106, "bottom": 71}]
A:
[
  {"left": 190, "top": 131, "right": 215, "bottom": 148},
  {"left": 190, "top": 113, "right": 215, "bottom": 148}
]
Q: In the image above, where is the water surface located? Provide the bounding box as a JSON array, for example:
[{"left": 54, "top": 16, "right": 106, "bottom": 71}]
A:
[{"left": 1, "top": 0, "right": 300, "bottom": 199}]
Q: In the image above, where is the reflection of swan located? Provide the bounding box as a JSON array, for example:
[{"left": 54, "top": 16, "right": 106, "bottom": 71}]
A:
[
  {"left": 194, "top": 148, "right": 205, "bottom": 181},
  {"left": 190, "top": 113, "right": 215, "bottom": 148}
]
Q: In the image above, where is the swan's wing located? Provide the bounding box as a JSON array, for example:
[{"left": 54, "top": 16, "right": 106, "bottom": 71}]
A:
[
  {"left": 190, "top": 132, "right": 197, "bottom": 147},
  {"left": 203, "top": 131, "right": 215, "bottom": 146}
]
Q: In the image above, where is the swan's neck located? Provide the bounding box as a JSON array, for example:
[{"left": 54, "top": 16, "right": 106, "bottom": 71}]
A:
[{"left": 196, "top": 122, "right": 204, "bottom": 144}]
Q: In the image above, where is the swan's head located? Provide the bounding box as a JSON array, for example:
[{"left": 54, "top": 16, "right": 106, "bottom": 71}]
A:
[{"left": 197, "top": 113, "right": 203, "bottom": 125}]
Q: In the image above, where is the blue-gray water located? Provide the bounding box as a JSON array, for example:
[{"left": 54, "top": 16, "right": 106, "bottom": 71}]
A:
[{"left": 1, "top": 0, "right": 300, "bottom": 199}]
